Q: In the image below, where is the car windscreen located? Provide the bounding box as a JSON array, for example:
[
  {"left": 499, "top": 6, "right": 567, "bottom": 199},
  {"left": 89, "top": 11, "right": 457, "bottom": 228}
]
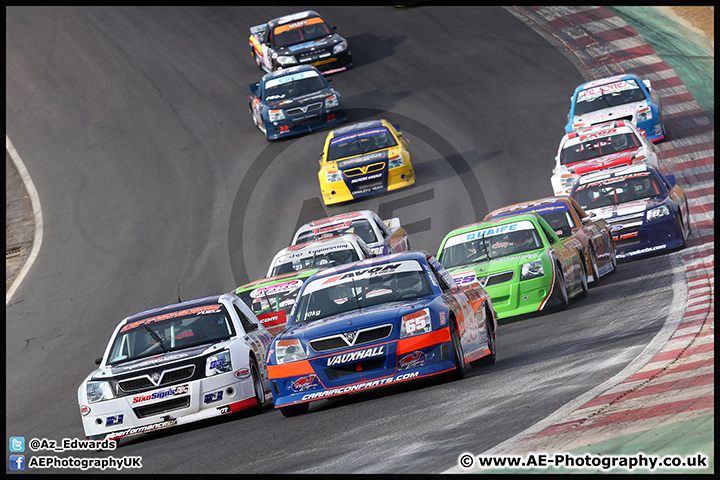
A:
[
  {"left": 327, "top": 127, "right": 398, "bottom": 161},
  {"left": 573, "top": 79, "right": 647, "bottom": 116},
  {"left": 295, "top": 218, "right": 378, "bottom": 245},
  {"left": 107, "top": 304, "right": 235, "bottom": 365},
  {"left": 237, "top": 279, "right": 305, "bottom": 317},
  {"left": 560, "top": 131, "right": 642, "bottom": 166},
  {"left": 264, "top": 70, "right": 327, "bottom": 102},
  {"left": 292, "top": 260, "right": 432, "bottom": 324},
  {"left": 539, "top": 209, "right": 575, "bottom": 238},
  {"left": 272, "top": 17, "right": 332, "bottom": 48},
  {"left": 572, "top": 172, "right": 663, "bottom": 210},
  {"left": 270, "top": 246, "right": 360, "bottom": 277},
  {"left": 440, "top": 220, "right": 543, "bottom": 268}
]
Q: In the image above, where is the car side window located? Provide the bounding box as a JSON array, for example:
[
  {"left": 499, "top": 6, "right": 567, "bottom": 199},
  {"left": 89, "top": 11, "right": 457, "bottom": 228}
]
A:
[
  {"left": 373, "top": 214, "right": 390, "bottom": 238},
  {"left": 233, "top": 304, "right": 257, "bottom": 333}
]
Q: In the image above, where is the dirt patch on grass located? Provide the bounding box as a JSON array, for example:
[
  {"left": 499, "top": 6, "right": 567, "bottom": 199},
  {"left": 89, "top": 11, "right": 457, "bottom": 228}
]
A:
[{"left": 665, "top": 6, "right": 714, "bottom": 46}]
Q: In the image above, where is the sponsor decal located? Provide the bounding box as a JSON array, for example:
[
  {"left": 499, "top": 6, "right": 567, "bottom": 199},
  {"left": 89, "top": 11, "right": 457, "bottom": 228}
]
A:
[
  {"left": 234, "top": 368, "right": 251, "bottom": 379},
  {"left": 217, "top": 405, "right": 233, "bottom": 414},
  {"left": 313, "top": 57, "right": 337, "bottom": 66},
  {"left": 349, "top": 172, "right": 383, "bottom": 184},
  {"left": 251, "top": 280, "right": 304, "bottom": 299},
  {"left": 300, "top": 371, "right": 420, "bottom": 400},
  {"left": 114, "top": 352, "right": 190, "bottom": 371},
  {"left": 132, "top": 384, "right": 189, "bottom": 404},
  {"left": 617, "top": 244, "right": 667, "bottom": 258},
  {"left": 105, "top": 415, "right": 124, "bottom": 427},
  {"left": 204, "top": 390, "right": 224, "bottom": 404},
  {"left": 398, "top": 351, "right": 426, "bottom": 370},
  {"left": 313, "top": 221, "right": 351, "bottom": 236},
  {"left": 327, "top": 346, "right": 385, "bottom": 367},
  {"left": 121, "top": 305, "right": 222, "bottom": 332},
  {"left": 291, "top": 374, "right": 320, "bottom": 393},
  {"left": 107, "top": 420, "right": 177, "bottom": 440},
  {"left": 339, "top": 151, "right": 388, "bottom": 169},
  {"left": 452, "top": 271, "right": 477, "bottom": 287},
  {"left": 439, "top": 311, "right": 447, "bottom": 326},
  {"left": 80, "top": 405, "right": 90, "bottom": 416},
  {"left": 258, "top": 310, "right": 287, "bottom": 327},
  {"left": 614, "top": 231, "right": 639, "bottom": 241}
]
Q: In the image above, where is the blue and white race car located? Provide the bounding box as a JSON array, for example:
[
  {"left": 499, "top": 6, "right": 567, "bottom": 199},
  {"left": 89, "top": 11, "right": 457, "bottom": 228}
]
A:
[
  {"left": 248, "top": 65, "right": 346, "bottom": 141},
  {"left": 266, "top": 251, "right": 497, "bottom": 417},
  {"left": 565, "top": 73, "right": 664, "bottom": 143},
  {"left": 570, "top": 164, "right": 691, "bottom": 260}
]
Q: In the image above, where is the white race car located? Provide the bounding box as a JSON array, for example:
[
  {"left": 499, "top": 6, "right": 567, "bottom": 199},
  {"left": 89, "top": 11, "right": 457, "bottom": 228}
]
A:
[
  {"left": 266, "top": 233, "right": 375, "bottom": 277},
  {"left": 77, "top": 293, "right": 273, "bottom": 441},
  {"left": 291, "top": 210, "right": 410, "bottom": 256},
  {"left": 551, "top": 120, "right": 661, "bottom": 196}
]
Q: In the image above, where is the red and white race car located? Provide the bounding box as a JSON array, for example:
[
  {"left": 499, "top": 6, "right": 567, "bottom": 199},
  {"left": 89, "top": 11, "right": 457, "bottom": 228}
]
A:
[{"left": 551, "top": 120, "right": 661, "bottom": 196}]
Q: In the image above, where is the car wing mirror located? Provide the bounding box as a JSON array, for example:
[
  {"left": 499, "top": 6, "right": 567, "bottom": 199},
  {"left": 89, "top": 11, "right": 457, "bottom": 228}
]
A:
[
  {"left": 665, "top": 174, "right": 676, "bottom": 187},
  {"left": 245, "top": 322, "right": 259, "bottom": 333},
  {"left": 95, "top": 357, "right": 102, "bottom": 365}
]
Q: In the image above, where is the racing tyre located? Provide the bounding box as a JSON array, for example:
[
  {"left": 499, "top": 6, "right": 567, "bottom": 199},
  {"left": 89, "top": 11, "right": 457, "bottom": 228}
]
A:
[
  {"left": 588, "top": 246, "right": 601, "bottom": 287},
  {"left": 551, "top": 265, "right": 569, "bottom": 312},
  {"left": 447, "top": 318, "right": 466, "bottom": 380},
  {"left": 280, "top": 402, "right": 309, "bottom": 418},
  {"left": 608, "top": 242, "right": 618, "bottom": 275},
  {"left": 250, "top": 359, "right": 266, "bottom": 414},
  {"left": 473, "top": 307, "right": 496, "bottom": 367}
]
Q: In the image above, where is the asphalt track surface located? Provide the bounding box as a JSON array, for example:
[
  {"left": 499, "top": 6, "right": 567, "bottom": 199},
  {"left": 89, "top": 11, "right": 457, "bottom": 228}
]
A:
[{"left": 4, "top": 6, "right": 687, "bottom": 474}]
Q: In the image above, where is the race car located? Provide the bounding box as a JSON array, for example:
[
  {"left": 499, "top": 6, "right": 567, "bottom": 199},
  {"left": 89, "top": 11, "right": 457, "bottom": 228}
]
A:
[
  {"left": 551, "top": 120, "right": 662, "bottom": 195},
  {"left": 267, "top": 251, "right": 497, "bottom": 417},
  {"left": 249, "top": 10, "right": 352, "bottom": 75},
  {"left": 234, "top": 269, "right": 322, "bottom": 337},
  {"left": 437, "top": 213, "right": 588, "bottom": 320},
  {"left": 570, "top": 164, "right": 691, "bottom": 260},
  {"left": 266, "top": 234, "right": 375, "bottom": 278},
  {"left": 565, "top": 73, "right": 664, "bottom": 142},
  {"left": 77, "top": 294, "right": 273, "bottom": 441},
  {"left": 484, "top": 195, "right": 616, "bottom": 286},
  {"left": 318, "top": 119, "right": 415, "bottom": 205},
  {"left": 291, "top": 210, "right": 411, "bottom": 256},
  {"left": 248, "top": 65, "right": 346, "bottom": 141}
]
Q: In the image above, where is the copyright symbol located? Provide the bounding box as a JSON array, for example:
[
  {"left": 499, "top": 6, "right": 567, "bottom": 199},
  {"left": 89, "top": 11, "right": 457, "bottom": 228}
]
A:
[
  {"left": 459, "top": 453, "right": 474, "bottom": 468},
  {"left": 29, "top": 438, "right": 41, "bottom": 451}
]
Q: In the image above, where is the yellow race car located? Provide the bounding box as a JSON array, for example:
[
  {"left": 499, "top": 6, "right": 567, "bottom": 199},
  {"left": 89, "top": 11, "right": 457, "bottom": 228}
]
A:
[{"left": 318, "top": 119, "right": 415, "bottom": 205}]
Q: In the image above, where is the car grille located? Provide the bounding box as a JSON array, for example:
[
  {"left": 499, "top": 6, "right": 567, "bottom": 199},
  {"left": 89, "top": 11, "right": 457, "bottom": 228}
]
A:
[
  {"left": 133, "top": 396, "right": 191, "bottom": 419},
  {"left": 116, "top": 365, "right": 196, "bottom": 394},
  {"left": 292, "top": 115, "right": 322, "bottom": 127},
  {"left": 590, "top": 114, "right": 634, "bottom": 127},
  {"left": 310, "top": 324, "right": 393, "bottom": 352},
  {"left": 286, "top": 102, "right": 323, "bottom": 117},
  {"left": 344, "top": 162, "right": 386, "bottom": 177},
  {"left": 325, "top": 357, "right": 386, "bottom": 380},
  {"left": 478, "top": 271, "right": 514, "bottom": 287}
]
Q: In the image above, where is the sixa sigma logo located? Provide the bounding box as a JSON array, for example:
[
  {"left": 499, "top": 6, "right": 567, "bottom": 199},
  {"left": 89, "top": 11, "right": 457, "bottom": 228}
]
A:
[
  {"left": 327, "top": 346, "right": 385, "bottom": 367},
  {"left": 132, "top": 384, "right": 189, "bottom": 404}
]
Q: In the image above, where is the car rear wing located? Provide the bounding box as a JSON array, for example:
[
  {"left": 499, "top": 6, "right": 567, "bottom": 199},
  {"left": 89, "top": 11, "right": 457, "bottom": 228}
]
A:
[{"left": 384, "top": 217, "right": 403, "bottom": 233}]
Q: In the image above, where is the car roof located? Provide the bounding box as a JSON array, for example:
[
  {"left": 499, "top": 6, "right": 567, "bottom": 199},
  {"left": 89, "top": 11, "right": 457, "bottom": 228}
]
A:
[
  {"left": 268, "top": 10, "right": 322, "bottom": 28},
  {"left": 576, "top": 163, "right": 655, "bottom": 185},
  {"left": 574, "top": 73, "right": 641, "bottom": 93},
  {"left": 300, "top": 210, "right": 375, "bottom": 229},
  {"left": 484, "top": 196, "right": 573, "bottom": 221},
  {"left": 329, "top": 120, "right": 387, "bottom": 137},
  {"left": 312, "top": 250, "right": 430, "bottom": 278},
  {"left": 445, "top": 213, "right": 541, "bottom": 237},
  {"left": 123, "top": 294, "right": 231, "bottom": 323},
  {"left": 276, "top": 234, "right": 365, "bottom": 257},
  {"left": 235, "top": 268, "right": 321, "bottom": 293},
  {"left": 564, "top": 120, "right": 637, "bottom": 139},
  {"left": 261, "top": 64, "right": 321, "bottom": 82}
]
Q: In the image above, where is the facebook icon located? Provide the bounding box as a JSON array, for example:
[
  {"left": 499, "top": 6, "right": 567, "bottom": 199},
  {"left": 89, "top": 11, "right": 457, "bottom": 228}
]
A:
[{"left": 9, "top": 454, "right": 25, "bottom": 470}]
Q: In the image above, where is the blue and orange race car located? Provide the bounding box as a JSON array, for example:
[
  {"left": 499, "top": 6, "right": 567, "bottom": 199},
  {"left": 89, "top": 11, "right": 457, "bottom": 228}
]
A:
[{"left": 267, "top": 251, "right": 497, "bottom": 417}]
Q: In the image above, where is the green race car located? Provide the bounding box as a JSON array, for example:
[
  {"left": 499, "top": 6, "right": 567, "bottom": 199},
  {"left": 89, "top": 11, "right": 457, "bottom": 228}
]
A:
[
  {"left": 234, "top": 268, "right": 321, "bottom": 337},
  {"left": 436, "top": 213, "right": 588, "bottom": 320}
]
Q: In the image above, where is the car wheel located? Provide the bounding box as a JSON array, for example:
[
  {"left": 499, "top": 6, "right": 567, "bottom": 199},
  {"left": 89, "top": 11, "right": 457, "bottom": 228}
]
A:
[
  {"left": 551, "top": 265, "right": 569, "bottom": 311},
  {"left": 280, "top": 402, "right": 309, "bottom": 418},
  {"left": 588, "top": 245, "right": 600, "bottom": 287},
  {"left": 608, "top": 237, "right": 618, "bottom": 275},
  {"left": 447, "top": 317, "right": 466, "bottom": 380},
  {"left": 473, "top": 306, "right": 496, "bottom": 367},
  {"left": 250, "top": 359, "right": 266, "bottom": 414},
  {"left": 577, "top": 258, "right": 589, "bottom": 298}
]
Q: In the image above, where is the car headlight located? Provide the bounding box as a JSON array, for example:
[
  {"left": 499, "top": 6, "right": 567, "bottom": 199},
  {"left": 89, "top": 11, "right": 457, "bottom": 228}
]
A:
[
  {"left": 325, "top": 170, "right": 343, "bottom": 183},
  {"left": 332, "top": 41, "right": 348, "bottom": 55},
  {"left": 388, "top": 154, "right": 404, "bottom": 169},
  {"left": 560, "top": 173, "right": 579, "bottom": 188},
  {"left": 646, "top": 204, "right": 671, "bottom": 222},
  {"left": 86, "top": 381, "right": 115, "bottom": 404},
  {"left": 206, "top": 350, "right": 232, "bottom": 377},
  {"left": 520, "top": 259, "right": 544, "bottom": 281},
  {"left": 401, "top": 309, "right": 432, "bottom": 338},
  {"left": 275, "top": 55, "right": 297, "bottom": 66},
  {"left": 275, "top": 339, "right": 307, "bottom": 364},
  {"left": 269, "top": 109, "right": 285, "bottom": 122},
  {"left": 325, "top": 94, "right": 340, "bottom": 109}
]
